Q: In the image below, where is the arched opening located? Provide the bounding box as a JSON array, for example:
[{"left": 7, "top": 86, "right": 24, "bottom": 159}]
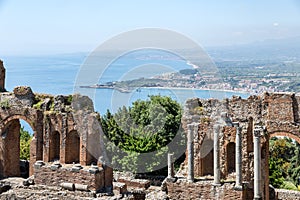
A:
[
  {"left": 269, "top": 132, "right": 300, "bottom": 190},
  {"left": 49, "top": 131, "right": 60, "bottom": 162},
  {"left": 0, "top": 118, "right": 33, "bottom": 178},
  {"left": 19, "top": 120, "right": 33, "bottom": 178},
  {"left": 65, "top": 130, "right": 80, "bottom": 164},
  {"left": 226, "top": 142, "right": 236, "bottom": 174}
]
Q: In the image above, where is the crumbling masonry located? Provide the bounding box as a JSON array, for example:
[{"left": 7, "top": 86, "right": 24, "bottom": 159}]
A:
[
  {"left": 0, "top": 60, "right": 112, "bottom": 192},
  {"left": 2, "top": 58, "right": 300, "bottom": 199},
  {"left": 166, "top": 93, "right": 300, "bottom": 199}
]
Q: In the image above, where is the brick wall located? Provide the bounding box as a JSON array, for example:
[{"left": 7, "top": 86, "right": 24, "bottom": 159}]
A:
[
  {"left": 166, "top": 179, "right": 243, "bottom": 200},
  {"left": 34, "top": 164, "right": 104, "bottom": 191},
  {"left": 265, "top": 94, "right": 294, "bottom": 122}
]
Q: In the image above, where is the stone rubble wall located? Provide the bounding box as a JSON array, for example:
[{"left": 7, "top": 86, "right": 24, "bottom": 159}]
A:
[
  {"left": 181, "top": 93, "right": 300, "bottom": 200},
  {"left": 34, "top": 164, "right": 105, "bottom": 191},
  {"left": 166, "top": 179, "right": 243, "bottom": 200},
  {"left": 0, "top": 185, "right": 97, "bottom": 200},
  {"left": 276, "top": 189, "right": 300, "bottom": 200},
  {"left": 117, "top": 178, "right": 150, "bottom": 189}
]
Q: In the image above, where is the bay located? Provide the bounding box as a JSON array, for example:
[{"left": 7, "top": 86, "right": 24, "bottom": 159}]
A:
[{"left": 2, "top": 52, "right": 249, "bottom": 131}]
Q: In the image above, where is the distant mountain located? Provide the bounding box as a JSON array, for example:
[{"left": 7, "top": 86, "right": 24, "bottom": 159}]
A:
[{"left": 206, "top": 37, "right": 300, "bottom": 62}]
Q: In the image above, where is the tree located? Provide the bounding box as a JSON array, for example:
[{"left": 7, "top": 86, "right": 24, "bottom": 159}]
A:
[
  {"left": 101, "top": 95, "right": 182, "bottom": 153},
  {"left": 20, "top": 127, "right": 32, "bottom": 160},
  {"left": 269, "top": 137, "right": 300, "bottom": 190},
  {"left": 101, "top": 95, "right": 185, "bottom": 173}
]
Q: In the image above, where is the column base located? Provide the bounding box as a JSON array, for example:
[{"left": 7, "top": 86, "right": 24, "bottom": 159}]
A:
[
  {"left": 187, "top": 179, "right": 194, "bottom": 183},
  {"left": 212, "top": 183, "right": 221, "bottom": 187},
  {"left": 166, "top": 177, "right": 177, "bottom": 183},
  {"left": 234, "top": 185, "right": 243, "bottom": 191}
]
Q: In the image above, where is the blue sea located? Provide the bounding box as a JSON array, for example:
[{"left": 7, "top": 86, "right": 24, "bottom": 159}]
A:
[{"left": 2, "top": 50, "right": 249, "bottom": 131}]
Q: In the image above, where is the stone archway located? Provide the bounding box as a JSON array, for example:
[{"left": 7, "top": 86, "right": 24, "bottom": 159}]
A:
[
  {"left": 270, "top": 131, "right": 300, "bottom": 144},
  {"left": 49, "top": 131, "right": 60, "bottom": 162},
  {"left": 65, "top": 130, "right": 80, "bottom": 164},
  {"left": 0, "top": 115, "right": 36, "bottom": 178},
  {"left": 263, "top": 131, "right": 300, "bottom": 199}
]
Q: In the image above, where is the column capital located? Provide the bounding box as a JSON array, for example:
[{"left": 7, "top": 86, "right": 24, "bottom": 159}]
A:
[
  {"left": 232, "top": 122, "right": 239, "bottom": 128},
  {"left": 213, "top": 124, "right": 221, "bottom": 131},
  {"left": 187, "top": 122, "right": 199, "bottom": 131},
  {"left": 220, "top": 112, "right": 228, "bottom": 118},
  {"left": 254, "top": 126, "right": 263, "bottom": 137},
  {"left": 187, "top": 124, "right": 193, "bottom": 130}
]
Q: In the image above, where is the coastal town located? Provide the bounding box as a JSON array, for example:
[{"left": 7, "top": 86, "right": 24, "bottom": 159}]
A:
[{"left": 82, "top": 59, "right": 300, "bottom": 95}]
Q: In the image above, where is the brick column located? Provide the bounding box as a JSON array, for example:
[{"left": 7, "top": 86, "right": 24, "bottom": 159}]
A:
[
  {"left": 253, "top": 126, "right": 262, "bottom": 200},
  {"left": 233, "top": 122, "right": 242, "bottom": 190}
]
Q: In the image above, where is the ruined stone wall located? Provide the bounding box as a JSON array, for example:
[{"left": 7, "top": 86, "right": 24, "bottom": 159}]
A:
[
  {"left": 0, "top": 120, "right": 21, "bottom": 177},
  {"left": 0, "top": 85, "right": 112, "bottom": 188},
  {"left": 275, "top": 189, "right": 300, "bottom": 200},
  {"left": 34, "top": 164, "right": 105, "bottom": 191},
  {"left": 181, "top": 93, "right": 300, "bottom": 200},
  {"left": 166, "top": 179, "right": 243, "bottom": 200}
]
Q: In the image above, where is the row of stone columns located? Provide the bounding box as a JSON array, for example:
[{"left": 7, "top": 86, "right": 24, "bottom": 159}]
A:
[
  {"left": 182, "top": 120, "right": 262, "bottom": 200},
  {"left": 167, "top": 123, "right": 195, "bottom": 182},
  {"left": 213, "top": 122, "right": 263, "bottom": 199}
]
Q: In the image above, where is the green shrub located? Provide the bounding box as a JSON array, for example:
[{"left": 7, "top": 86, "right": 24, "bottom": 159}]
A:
[
  {"left": 281, "top": 181, "right": 298, "bottom": 191},
  {"left": 0, "top": 99, "right": 10, "bottom": 109}
]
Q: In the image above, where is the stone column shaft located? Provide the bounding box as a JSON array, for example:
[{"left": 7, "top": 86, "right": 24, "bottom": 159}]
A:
[
  {"left": 167, "top": 153, "right": 174, "bottom": 178},
  {"left": 253, "top": 127, "right": 262, "bottom": 200},
  {"left": 187, "top": 124, "right": 194, "bottom": 182},
  {"left": 233, "top": 122, "right": 242, "bottom": 189},
  {"left": 213, "top": 124, "right": 221, "bottom": 186}
]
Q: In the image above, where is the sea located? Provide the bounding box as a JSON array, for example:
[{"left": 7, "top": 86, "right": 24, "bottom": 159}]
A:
[{"left": 2, "top": 50, "right": 249, "bottom": 132}]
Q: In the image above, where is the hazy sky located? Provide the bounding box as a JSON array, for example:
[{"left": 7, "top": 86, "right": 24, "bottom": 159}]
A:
[{"left": 1, "top": 0, "right": 300, "bottom": 55}]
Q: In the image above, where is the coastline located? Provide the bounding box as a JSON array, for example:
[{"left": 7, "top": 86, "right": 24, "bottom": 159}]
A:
[
  {"left": 139, "top": 86, "right": 250, "bottom": 94},
  {"left": 80, "top": 84, "right": 251, "bottom": 95}
]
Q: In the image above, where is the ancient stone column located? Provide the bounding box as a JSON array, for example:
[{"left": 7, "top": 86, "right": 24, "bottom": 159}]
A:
[
  {"left": 253, "top": 126, "right": 262, "bottom": 200},
  {"left": 233, "top": 122, "right": 242, "bottom": 189},
  {"left": 167, "top": 153, "right": 174, "bottom": 179},
  {"left": 213, "top": 124, "right": 221, "bottom": 186},
  {"left": 187, "top": 124, "right": 194, "bottom": 182}
]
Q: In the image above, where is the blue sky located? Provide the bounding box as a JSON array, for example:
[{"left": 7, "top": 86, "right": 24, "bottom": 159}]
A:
[{"left": 0, "top": 0, "right": 300, "bottom": 55}]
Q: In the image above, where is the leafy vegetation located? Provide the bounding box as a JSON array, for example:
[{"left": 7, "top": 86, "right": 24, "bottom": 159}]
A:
[
  {"left": 66, "top": 94, "right": 73, "bottom": 105},
  {"left": 0, "top": 99, "right": 10, "bottom": 109},
  {"left": 20, "top": 127, "right": 32, "bottom": 160},
  {"left": 101, "top": 95, "right": 185, "bottom": 173},
  {"left": 269, "top": 137, "right": 300, "bottom": 190}
]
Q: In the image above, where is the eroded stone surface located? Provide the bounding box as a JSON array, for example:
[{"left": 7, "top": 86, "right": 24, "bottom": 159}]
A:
[
  {"left": 179, "top": 93, "right": 300, "bottom": 199},
  {"left": 0, "top": 61, "right": 112, "bottom": 194}
]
